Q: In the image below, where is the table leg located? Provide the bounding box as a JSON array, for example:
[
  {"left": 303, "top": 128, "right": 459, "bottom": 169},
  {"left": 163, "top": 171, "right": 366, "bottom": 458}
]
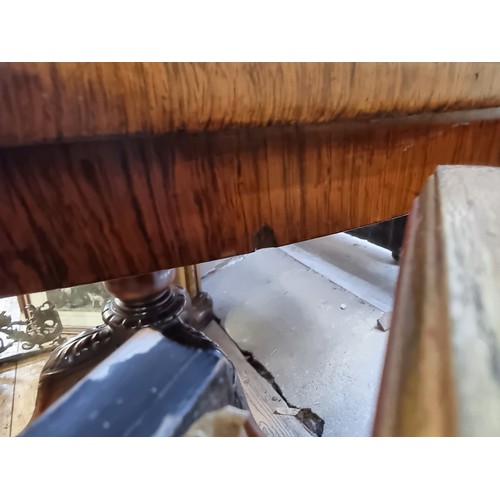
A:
[{"left": 30, "top": 269, "right": 214, "bottom": 419}]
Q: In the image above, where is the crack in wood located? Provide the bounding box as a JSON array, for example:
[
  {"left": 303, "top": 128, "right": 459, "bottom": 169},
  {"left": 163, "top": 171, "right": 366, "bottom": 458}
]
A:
[{"left": 240, "top": 349, "right": 325, "bottom": 436}]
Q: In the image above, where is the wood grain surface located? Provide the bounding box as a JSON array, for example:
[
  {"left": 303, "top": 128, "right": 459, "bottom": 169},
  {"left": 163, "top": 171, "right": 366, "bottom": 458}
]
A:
[
  {"left": 0, "top": 362, "right": 16, "bottom": 436},
  {"left": 1, "top": 109, "right": 500, "bottom": 297},
  {"left": 204, "top": 321, "right": 313, "bottom": 437},
  {"left": 374, "top": 166, "right": 500, "bottom": 436},
  {"left": 10, "top": 354, "right": 49, "bottom": 436},
  {"left": 1, "top": 63, "right": 500, "bottom": 146},
  {"left": 0, "top": 353, "right": 49, "bottom": 437}
]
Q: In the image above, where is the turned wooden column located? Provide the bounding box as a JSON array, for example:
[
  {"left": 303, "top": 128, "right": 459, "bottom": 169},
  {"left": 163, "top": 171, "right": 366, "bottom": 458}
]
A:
[
  {"left": 175, "top": 265, "right": 202, "bottom": 299},
  {"left": 31, "top": 268, "right": 213, "bottom": 420}
]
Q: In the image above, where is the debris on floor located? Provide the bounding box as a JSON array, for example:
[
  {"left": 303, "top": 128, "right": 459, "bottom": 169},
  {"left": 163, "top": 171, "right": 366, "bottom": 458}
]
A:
[
  {"left": 201, "top": 232, "right": 398, "bottom": 436},
  {"left": 377, "top": 311, "right": 393, "bottom": 332}
]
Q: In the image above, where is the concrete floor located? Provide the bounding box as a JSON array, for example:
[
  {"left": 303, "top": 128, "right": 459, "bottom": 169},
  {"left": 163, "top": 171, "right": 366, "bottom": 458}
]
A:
[
  {"left": 1, "top": 232, "right": 398, "bottom": 437},
  {"left": 200, "top": 232, "right": 399, "bottom": 437}
]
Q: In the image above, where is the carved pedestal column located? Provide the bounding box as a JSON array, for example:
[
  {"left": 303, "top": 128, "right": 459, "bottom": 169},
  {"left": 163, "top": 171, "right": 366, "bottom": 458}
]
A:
[{"left": 31, "top": 269, "right": 213, "bottom": 419}]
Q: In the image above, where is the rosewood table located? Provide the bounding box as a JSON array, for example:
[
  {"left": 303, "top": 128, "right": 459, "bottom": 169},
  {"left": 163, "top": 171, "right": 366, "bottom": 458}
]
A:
[{"left": 1, "top": 63, "right": 500, "bottom": 433}]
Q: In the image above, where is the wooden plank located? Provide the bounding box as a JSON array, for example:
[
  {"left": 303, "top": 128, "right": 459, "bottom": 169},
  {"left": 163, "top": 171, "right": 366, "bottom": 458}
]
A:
[
  {"left": 1, "top": 110, "right": 500, "bottom": 297},
  {"left": 0, "top": 295, "right": 23, "bottom": 436},
  {"left": 10, "top": 353, "right": 49, "bottom": 436},
  {"left": 374, "top": 165, "right": 500, "bottom": 436},
  {"left": 0, "top": 361, "right": 16, "bottom": 437},
  {"left": 1, "top": 63, "right": 500, "bottom": 146},
  {"left": 2, "top": 346, "right": 58, "bottom": 364},
  {"left": 204, "top": 321, "right": 313, "bottom": 437}
]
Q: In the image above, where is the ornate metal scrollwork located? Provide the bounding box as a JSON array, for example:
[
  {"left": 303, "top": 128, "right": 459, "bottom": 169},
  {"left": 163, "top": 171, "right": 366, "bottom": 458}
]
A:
[{"left": 0, "top": 301, "right": 64, "bottom": 357}]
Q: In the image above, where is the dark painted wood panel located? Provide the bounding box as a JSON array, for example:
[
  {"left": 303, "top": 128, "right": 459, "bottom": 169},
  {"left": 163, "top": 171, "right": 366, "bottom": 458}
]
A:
[
  {"left": 1, "top": 62, "right": 500, "bottom": 146},
  {"left": 1, "top": 110, "right": 500, "bottom": 297}
]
